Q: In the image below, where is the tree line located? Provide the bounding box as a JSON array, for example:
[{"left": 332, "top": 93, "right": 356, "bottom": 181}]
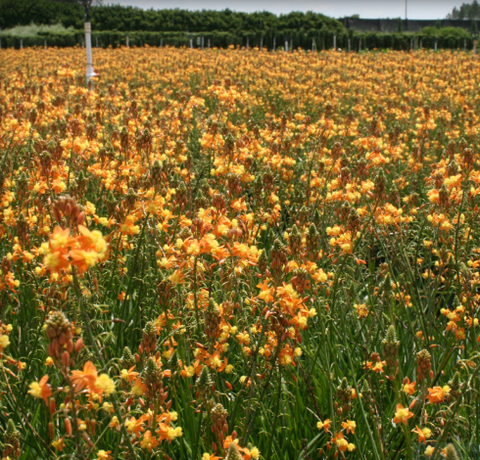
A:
[
  {"left": 0, "top": 0, "right": 343, "bottom": 33},
  {"left": 446, "top": 0, "right": 480, "bottom": 19}
]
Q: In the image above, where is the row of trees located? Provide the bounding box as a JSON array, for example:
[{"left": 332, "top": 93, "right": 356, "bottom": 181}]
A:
[
  {"left": 0, "top": 0, "right": 343, "bottom": 33},
  {"left": 446, "top": 0, "right": 480, "bottom": 19},
  {"left": 1, "top": 29, "right": 476, "bottom": 52}
]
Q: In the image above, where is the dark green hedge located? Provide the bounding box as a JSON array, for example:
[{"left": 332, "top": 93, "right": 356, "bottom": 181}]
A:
[
  {"left": 0, "top": 1, "right": 343, "bottom": 34},
  {"left": 0, "top": 30, "right": 477, "bottom": 50}
]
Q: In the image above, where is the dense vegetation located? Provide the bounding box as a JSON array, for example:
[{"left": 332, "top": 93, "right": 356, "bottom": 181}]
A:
[
  {"left": 0, "top": 0, "right": 342, "bottom": 33},
  {"left": 1, "top": 45, "right": 480, "bottom": 460},
  {"left": 447, "top": 0, "right": 480, "bottom": 19}
]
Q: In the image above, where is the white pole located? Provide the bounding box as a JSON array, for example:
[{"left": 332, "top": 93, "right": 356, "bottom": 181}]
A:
[
  {"left": 44, "top": 39, "right": 47, "bottom": 49},
  {"left": 20, "top": 38, "right": 23, "bottom": 49},
  {"left": 348, "top": 38, "right": 351, "bottom": 51},
  {"left": 260, "top": 36, "right": 263, "bottom": 51},
  {"left": 126, "top": 34, "right": 129, "bottom": 47},
  {"left": 284, "top": 39, "right": 288, "bottom": 52},
  {"left": 333, "top": 35, "right": 337, "bottom": 50},
  {"left": 85, "top": 21, "right": 95, "bottom": 86},
  {"left": 190, "top": 38, "right": 193, "bottom": 49}
]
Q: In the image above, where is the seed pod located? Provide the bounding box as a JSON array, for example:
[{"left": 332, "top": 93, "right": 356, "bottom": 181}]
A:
[
  {"left": 210, "top": 403, "right": 228, "bottom": 442},
  {"left": 204, "top": 299, "right": 221, "bottom": 340},
  {"left": 288, "top": 225, "right": 302, "bottom": 256},
  {"left": 225, "top": 442, "right": 243, "bottom": 460},
  {"left": 195, "top": 366, "right": 214, "bottom": 403},
  {"left": 416, "top": 349, "right": 431, "bottom": 382},
  {"left": 120, "top": 346, "right": 136, "bottom": 369},
  {"left": 445, "top": 443, "right": 460, "bottom": 460},
  {"left": 139, "top": 321, "right": 157, "bottom": 356},
  {"left": 382, "top": 325, "right": 400, "bottom": 379},
  {"left": 45, "top": 311, "right": 73, "bottom": 359},
  {"left": 2, "top": 419, "right": 21, "bottom": 458},
  {"left": 270, "top": 239, "right": 288, "bottom": 275},
  {"left": 143, "top": 357, "right": 165, "bottom": 402}
]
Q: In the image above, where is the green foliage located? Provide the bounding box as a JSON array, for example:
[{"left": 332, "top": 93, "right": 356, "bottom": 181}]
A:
[
  {"left": 0, "top": 22, "right": 74, "bottom": 37},
  {"left": 0, "top": 0, "right": 83, "bottom": 29},
  {"left": 0, "top": 1, "right": 343, "bottom": 33},
  {"left": 447, "top": 0, "right": 480, "bottom": 19},
  {"left": 422, "top": 26, "right": 471, "bottom": 39}
]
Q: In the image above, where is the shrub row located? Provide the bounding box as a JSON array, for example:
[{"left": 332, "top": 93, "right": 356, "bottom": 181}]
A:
[{"left": 0, "top": 30, "right": 478, "bottom": 51}]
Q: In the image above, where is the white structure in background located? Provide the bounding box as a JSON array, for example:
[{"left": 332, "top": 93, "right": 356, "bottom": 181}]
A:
[{"left": 82, "top": 1, "right": 97, "bottom": 87}]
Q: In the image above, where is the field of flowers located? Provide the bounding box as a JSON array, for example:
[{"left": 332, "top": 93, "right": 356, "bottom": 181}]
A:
[{"left": 1, "top": 46, "right": 480, "bottom": 460}]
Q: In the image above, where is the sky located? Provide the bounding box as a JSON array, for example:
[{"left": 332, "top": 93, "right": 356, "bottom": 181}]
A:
[{"left": 103, "top": 0, "right": 465, "bottom": 20}]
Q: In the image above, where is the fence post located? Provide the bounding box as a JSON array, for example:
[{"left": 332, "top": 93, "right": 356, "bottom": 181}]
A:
[
  {"left": 273, "top": 37, "right": 276, "bottom": 51},
  {"left": 126, "top": 34, "right": 129, "bottom": 47},
  {"left": 284, "top": 38, "right": 288, "bottom": 52},
  {"left": 312, "top": 38, "right": 316, "bottom": 51},
  {"left": 333, "top": 35, "right": 337, "bottom": 50},
  {"left": 44, "top": 39, "right": 47, "bottom": 49},
  {"left": 208, "top": 38, "right": 210, "bottom": 48},
  {"left": 96, "top": 36, "right": 99, "bottom": 48},
  {"left": 246, "top": 37, "right": 249, "bottom": 49},
  {"left": 20, "top": 38, "right": 23, "bottom": 49},
  {"left": 260, "top": 36, "right": 263, "bottom": 51},
  {"left": 190, "top": 37, "right": 193, "bottom": 49},
  {"left": 348, "top": 38, "right": 351, "bottom": 51},
  {"left": 201, "top": 36, "right": 204, "bottom": 50},
  {"left": 85, "top": 21, "right": 96, "bottom": 86}
]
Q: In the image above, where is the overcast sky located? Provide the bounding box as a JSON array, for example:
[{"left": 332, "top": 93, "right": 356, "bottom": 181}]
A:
[{"left": 104, "top": 0, "right": 465, "bottom": 19}]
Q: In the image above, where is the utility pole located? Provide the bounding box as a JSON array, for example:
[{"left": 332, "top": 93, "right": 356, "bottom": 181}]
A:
[{"left": 80, "top": 1, "right": 97, "bottom": 87}]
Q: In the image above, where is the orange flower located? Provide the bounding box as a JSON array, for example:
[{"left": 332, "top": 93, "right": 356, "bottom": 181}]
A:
[
  {"left": 71, "top": 361, "right": 98, "bottom": 393},
  {"left": 125, "top": 414, "right": 148, "bottom": 437},
  {"left": 393, "top": 404, "right": 414, "bottom": 425},
  {"left": 28, "top": 375, "right": 52, "bottom": 404},
  {"left": 120, "top": 366, "right": 140, "bottom": 383},
  {"left": 332, "top": 432, "right": 349, "bottom": 452},
  {"left": 412, "top": 425, "right": 432, "bottom": 444},
  {"left": 401, "top": 378, "right": 416, "bottom": 396},
  {"left": 317, "top": 418, "right": 332, "bottom": 433},
  {"left": 140, "top": 430, "right": 158, "bottom": 451},
  {"left": 341, "top": 420, "right": 356, "bottom": 434},
  {"left": 426, "top": 385, "right": 451, "bottom": 404}
]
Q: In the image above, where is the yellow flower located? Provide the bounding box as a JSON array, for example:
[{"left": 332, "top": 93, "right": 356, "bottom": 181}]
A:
[
  {"left": 95, "top": 374, "right": 116, "bottom": 396},
  {"left": 393, "top": 404, "right": 414, "bottom": 425},
  {"left": 0, "top": 334, "right": 10, "bottom": 349},
  {"left": 51, "top": 438, "right": 65, "bottom": 451},
  {"left": 250, "top": 447, "right": 260, "bottom": 459},
  {"left": 97, "top": 450, "right": 112, "bottom": 460}
]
